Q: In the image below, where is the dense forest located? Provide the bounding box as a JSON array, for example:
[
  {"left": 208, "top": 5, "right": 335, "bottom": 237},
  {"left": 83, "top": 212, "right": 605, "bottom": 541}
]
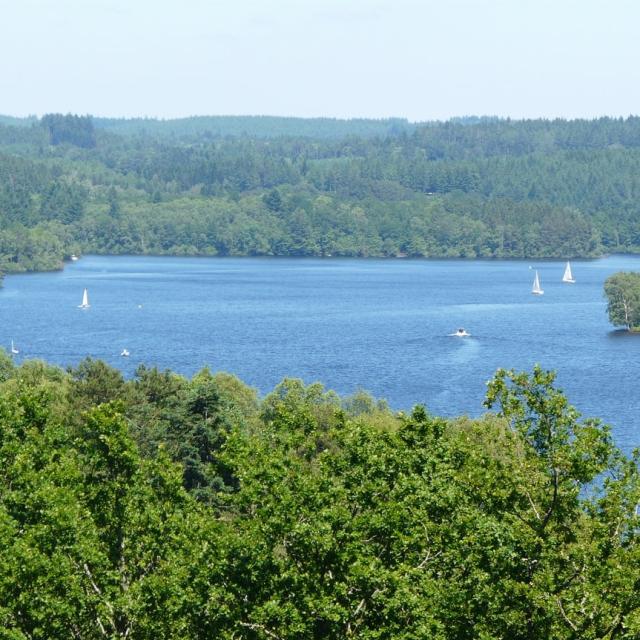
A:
[
  {"left": 0, "top": 355, "right": 639, "bottom": 639},
  {"left": 3, "top": 113, "right": 640, "bottom": 274}
]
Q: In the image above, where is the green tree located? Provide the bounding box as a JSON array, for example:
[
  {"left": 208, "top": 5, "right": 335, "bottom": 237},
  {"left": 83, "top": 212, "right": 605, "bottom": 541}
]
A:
[
  {"left": 126, "top": 366, "right": 234, "bottom": 501},
  {"left": 212, "top": 369, "right": 640, "bottom": 639},
  {"left": 107, "top": 186, "right": 121, "bottom": 218},
  {"left": 262, "top": 188, "right": 283, "bottom": 212},
  {"left": 68, "top": 357, "right": 126, "bottom": 408},
  {"left": 0, "top": 389, "right": 213, "bottom": 639},
  {"left": 604, "top": 271, "right": 640, "bottom": 330}
]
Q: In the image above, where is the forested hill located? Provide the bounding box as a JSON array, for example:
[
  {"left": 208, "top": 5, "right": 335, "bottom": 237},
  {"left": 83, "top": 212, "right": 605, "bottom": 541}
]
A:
[
  {"left": 1, "top": 114, "right": 413, "bottom": 139},
  {"left": 94, "top": 115, "right": 414, "bottom": 139},
  {"left": 3, "top": 113, "right": 640, "bottom": 273}
]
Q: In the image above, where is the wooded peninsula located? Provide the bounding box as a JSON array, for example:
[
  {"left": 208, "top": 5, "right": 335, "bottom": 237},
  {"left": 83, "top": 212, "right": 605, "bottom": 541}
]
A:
[{"left": 2, "top": 114, "right": 640, "bottom": 275}]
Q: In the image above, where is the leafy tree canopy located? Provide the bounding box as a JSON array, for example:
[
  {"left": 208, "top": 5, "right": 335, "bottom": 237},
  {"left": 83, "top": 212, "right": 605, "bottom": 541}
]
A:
[
  {"left": 0, "top": 357, "right": 638, "bottom": 638},
  {"left": 604, "top": 271, "right": 640, "bottom": 330}
]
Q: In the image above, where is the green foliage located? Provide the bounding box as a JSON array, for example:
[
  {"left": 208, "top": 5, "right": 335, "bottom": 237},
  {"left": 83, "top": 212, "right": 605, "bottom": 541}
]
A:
[
  {"left": 40, "top": 180, "right": 85, "bottom": 223},
  {"left": 0, "top": 383, "right": 211, "bottom": 638},
  {"left": 41, "top": 113, "right": 96, "bottom": 148},
  {"left": 68, "top": 357, "right": 127, "bottom": 408},
  {"left": 0, "top": 349, "right": 15, "bottom": 382},
  {"left": 485, "top": 365, "right": 614, "bottom": 486},
  {"left": 0, "top": 360, "right": 637, "bottom": 637},
  {"left": 8, "top": 115, "right": 640, "bottom": 273},
  {"left": 91, "top": 114, "right": 411, "bottom": 139},
  {"left": 216, "top": 373, "right": 640, "bottom": 639},
  {"left": 209, "top": 371, "right": 259, "bottom": 422},
  {"left": 124, "top": 365, "right": 236, "bottom": 502},
  {"left": 604, "top": 271, "right": 640, "bottom": 330},
  {"left": 262, "top": 188, "right": 283, "bottom": 212}
]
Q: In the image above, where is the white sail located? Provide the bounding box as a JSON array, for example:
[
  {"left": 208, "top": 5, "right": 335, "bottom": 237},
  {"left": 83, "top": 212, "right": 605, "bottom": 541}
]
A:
[
  {"left": 79, "top": 288, "right": 90, "bottom": 308},
  {"left": 532, "top": 270, "right": 544, "bottom": 295},
  {"left": 10, "top": 340, "right": 18, "bottom": 355},
  {"left": 562, "top": 261, "right": 575, "bottom": 283}
]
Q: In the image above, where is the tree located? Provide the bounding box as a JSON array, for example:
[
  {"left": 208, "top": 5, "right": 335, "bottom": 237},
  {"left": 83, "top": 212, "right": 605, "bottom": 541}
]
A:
[
  {"left": 41, "top": 113, "right": 96, "bottom": 148},
  {"left": 0, "top": 390, "right": 213, "bottom": 639},
  {"left": 68, "top": 357, "right": 126, "bottom": 408},
  {"left": 262, "top": 188, "right": 283, "bottom": 212},
  {"left": 484, "top": 366, "right": 640, "bottom": 639},
  {"left": 212, "top": 369, "right": 640, "bottom": 639},
  {"left": 107, "top": 187, "right": 121, "bottom": 218},
  {"left": 126, "top": 366, "right": 234, "bottom": 501},
  {"left": 604, "top": 271, "right": 640, "bottom": 330}
]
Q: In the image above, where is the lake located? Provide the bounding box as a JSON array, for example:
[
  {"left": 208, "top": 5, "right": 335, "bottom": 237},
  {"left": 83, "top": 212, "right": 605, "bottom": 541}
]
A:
[{"left": 2, "top": 255, "right": 639, "bottom": 450}]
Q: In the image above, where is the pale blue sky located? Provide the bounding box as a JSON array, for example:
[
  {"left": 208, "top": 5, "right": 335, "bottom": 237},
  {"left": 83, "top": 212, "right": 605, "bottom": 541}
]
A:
[{"left": 1, "top": 0, "right": 638, "bottom": 120}]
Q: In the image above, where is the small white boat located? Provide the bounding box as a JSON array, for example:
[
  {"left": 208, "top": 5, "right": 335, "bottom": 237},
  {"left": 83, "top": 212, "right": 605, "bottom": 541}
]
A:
[
  {"left": 532, "top": 270, "right": 544, "bottom": 295},
  {"left": 10, "top": 340, "right": 19, "bottom": 355},
  {"left": 70, "top": 254, "right": 79, "bottom": 261},
  {"left": 562, "top": 261, "right": 575, "bottom": 283},
  {"left": 120, "top": 349, "right": 130, "bottom": 357},
  {"left": 78, "top": 288, "right": 90, "bottom": 309},
  {"left": 450, "top": 328, "right": 470, "bottom": 337}
]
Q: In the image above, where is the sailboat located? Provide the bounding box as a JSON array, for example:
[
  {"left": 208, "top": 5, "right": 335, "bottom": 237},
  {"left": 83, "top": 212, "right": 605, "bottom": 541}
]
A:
[
  {"left": 532, "top": 270, "right": 544, "bottom": 295},
  {"left": 562, "top": 261, "right": 575, "bottom": 283},
  {"left": 78, "top": 288, "right": 90, "bottom": 309},
  {"left": 10, "top": 340, "right": 19, "bottom": 355}
]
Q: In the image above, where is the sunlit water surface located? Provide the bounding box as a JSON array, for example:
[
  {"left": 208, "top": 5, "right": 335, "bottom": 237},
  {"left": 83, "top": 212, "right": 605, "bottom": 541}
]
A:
[{"left": 2, "top": 255, "right": 639, "bottom": 451}]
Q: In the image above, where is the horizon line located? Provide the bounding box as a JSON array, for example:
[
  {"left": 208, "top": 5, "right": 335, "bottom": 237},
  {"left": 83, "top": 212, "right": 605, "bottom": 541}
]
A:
[{"left": 3, "top": 113, "right": 640, "bottom": 125}]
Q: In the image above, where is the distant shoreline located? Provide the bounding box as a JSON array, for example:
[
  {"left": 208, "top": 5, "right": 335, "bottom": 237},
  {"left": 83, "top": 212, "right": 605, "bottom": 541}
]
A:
[{"left": 4, "top": 251, "right": 639, "bottom": 287}]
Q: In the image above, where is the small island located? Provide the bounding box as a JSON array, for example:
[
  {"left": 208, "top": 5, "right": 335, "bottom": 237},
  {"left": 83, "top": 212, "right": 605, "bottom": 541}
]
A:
[{"left": 604, "top": 271, "right": 640, "bottom": 331}]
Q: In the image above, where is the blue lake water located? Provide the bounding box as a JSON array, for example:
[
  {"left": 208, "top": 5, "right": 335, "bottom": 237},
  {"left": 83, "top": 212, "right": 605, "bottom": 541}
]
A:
[{"left": 2, "top": 255, "right": 639, "bottom": 451}]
